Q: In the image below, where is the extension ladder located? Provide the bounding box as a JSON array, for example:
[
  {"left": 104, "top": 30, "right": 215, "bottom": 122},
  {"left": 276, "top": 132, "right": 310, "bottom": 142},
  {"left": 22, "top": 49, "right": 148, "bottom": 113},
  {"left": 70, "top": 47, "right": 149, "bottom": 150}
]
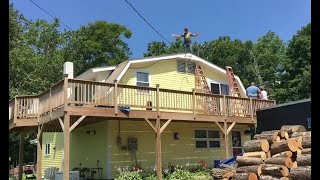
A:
[
  {"left": 195, "top": 65, "right": 218, "bottom": 114},
  {"left": 225, "top": 66, "right": 242, "bottom": 97}
]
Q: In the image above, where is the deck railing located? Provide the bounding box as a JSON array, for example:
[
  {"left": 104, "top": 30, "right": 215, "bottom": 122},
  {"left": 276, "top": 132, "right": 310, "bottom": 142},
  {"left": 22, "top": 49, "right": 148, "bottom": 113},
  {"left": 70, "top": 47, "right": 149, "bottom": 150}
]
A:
[{"left": 9, "top": 78, "right": 276, "bottom": 123}]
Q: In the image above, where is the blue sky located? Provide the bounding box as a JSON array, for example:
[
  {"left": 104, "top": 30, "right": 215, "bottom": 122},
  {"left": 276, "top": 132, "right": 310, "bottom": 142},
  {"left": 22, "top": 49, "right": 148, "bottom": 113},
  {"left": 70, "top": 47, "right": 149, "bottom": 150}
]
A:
[{"left": 10, "top": 0, "right": 310, "bottom": 58}]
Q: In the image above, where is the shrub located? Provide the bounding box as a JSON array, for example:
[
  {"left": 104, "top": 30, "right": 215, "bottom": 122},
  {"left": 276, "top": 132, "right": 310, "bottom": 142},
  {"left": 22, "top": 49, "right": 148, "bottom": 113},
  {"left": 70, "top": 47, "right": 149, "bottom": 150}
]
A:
[
  {"left": 167, "top": 169, "right": 193, "bottom": 180},
  {"left": 115, "top": 171, "right": 142, "bottom": 180}
]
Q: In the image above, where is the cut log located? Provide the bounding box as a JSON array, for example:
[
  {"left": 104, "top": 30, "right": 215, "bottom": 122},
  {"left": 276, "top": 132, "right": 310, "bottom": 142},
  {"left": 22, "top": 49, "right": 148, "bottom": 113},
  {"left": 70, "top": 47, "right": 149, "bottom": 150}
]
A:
[
  {"left": 236, "top": 165, "right": 262, "bottom": 177},
  {"left": 279, "top": 130, "right": 289, "bottom": 140},
  {"left": 291, "top": 131, "right": 311, "bottom": 138},
  {"left": 264, "top": 157, "right": 293, "bottom": 168},
  {"left": 233, "top": 172, "right": 258, "bottom": 180},
  {"left": 242, "top": 139, "right": 269, "bottom": 152},
  {"left": 260, "top": 175, "right": 289, "bottom": 180},
  {"left": 291, "top": 137, "right": 303, "bottom": 149},
  {"left": 223, "top": 171, "right": 235, "bottom": 179},
  {"left": 253, "top": 133, "right": 275, "bottom": 144},
  {"left": 266, "top": 151, "right": 271, "bottom": 158},
  {"left": 274, "top": 136, "right": 281, "bottom": 143},
  {"left": 243, "top": 151, "right": 267, "bottom": 160},
  {"left": 301, "top": 148, "right": 311, "bottom": 154},
  {"left": 291, "top": 161, "right": 297, "bottom": 169},
  {"left": 236, "top": 156, "right": 263, "bottom": 166},
  {"left": 261, "top": 164, "right": 289, "bottom": 177},
  {"left": 280, "top": 125, "right": 306, "bottom": 135},
  {"left": 296, "top": 154, "right": 311, "bottom": 166},
  {"left": 271, "top": 151, "right": 292, "bottom": 158},
  {"left": 288, "top": 166, "right": 311, "bottom": 180},
  {"left": 301, "top": 136, "right": 311, "bottom": 148},
  {"left": 270, "top": 139, "right": 298, "bottom": 156},
  {"left": 261, "top": 130, "right": 280, "bottom": 135},
  {"left": 296, "top": 149, "right": 301, "bottom": 156}
]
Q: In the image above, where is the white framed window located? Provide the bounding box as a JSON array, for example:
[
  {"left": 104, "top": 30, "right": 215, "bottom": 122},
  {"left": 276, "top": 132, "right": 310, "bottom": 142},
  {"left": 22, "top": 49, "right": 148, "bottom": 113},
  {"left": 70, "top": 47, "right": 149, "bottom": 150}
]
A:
[
  {"left": 194, "top": 130, "right": 220, "bottom": 148},
  {"left": 177, "top": 60, "right": 195, "bottom": 74},
  {"left": 136, "top": 71, "right": 150, "bottom": 93},
  {"left": 210, "top": 82, "right": 229, "bottom": 95},
  {"left": 45, "top": 143, "right": 51, "bottom": 155}
]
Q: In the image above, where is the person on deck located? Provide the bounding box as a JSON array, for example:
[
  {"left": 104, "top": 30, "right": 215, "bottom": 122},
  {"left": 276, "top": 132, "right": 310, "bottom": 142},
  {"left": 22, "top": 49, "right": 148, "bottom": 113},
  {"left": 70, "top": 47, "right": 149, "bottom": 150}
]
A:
[
  {"left": 172, "top": 27, "right": 200, "bottom": 53},
  {"left": 259, "top": 86, "right": 268, "bottom": 100},
  {"left": 246, "top": 82, "right": 261, "bottom": 99}
]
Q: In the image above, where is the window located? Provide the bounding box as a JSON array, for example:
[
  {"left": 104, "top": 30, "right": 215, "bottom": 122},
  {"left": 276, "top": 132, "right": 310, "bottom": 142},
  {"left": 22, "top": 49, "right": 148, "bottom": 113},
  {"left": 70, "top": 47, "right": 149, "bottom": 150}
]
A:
[
  {"left": 45, "top": 143, "right": 51, "bottom": 155},
  {"left": 221, "top": 84, "right": 230, "bottom": 95},
  {"left": 232, "top": 131, "right": 242, "bottom": 147},
  {"left": 136, "top": 72, "right": 149, "bottom": 87},
  {"left": 195, "top": 130, "right": 220, "bottom": 148},
  {"left": 210, "top": 83, "right": 220, "bottom": 94},
  {"left": 177, "top": 60, "right": 195, "bottom": 74},
  {"left": 136, "top": 72, "right": 150, "bottom": 93}
]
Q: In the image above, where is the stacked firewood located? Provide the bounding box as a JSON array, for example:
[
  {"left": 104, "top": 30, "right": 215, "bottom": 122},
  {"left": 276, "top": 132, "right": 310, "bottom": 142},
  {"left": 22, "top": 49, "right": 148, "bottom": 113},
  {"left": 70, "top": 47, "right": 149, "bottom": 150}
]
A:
[{"left": 233, "top": 125, "right": 311, "bottom": 180}]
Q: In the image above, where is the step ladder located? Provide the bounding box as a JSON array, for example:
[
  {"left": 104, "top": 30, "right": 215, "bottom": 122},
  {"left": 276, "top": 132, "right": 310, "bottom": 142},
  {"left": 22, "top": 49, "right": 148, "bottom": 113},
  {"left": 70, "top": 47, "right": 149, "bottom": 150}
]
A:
[
  {"left": 225, "top": 66, "right": 242, "bottom": 97},
  {"left": 195, "top": 65, "right": 218, "bottom": 114}
]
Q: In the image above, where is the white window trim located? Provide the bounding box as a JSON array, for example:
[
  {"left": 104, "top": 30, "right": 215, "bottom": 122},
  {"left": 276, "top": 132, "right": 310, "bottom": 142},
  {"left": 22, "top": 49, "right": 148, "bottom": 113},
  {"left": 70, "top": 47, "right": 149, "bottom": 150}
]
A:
[
  {"left": 231, "top": 129, "right": 244, "bottom": 148},
  {"left": 194, "top": 129, "right": 221, "bottom": 149},
  {"left": 135, "top": 69, "right": 152, "bottom": 95}
]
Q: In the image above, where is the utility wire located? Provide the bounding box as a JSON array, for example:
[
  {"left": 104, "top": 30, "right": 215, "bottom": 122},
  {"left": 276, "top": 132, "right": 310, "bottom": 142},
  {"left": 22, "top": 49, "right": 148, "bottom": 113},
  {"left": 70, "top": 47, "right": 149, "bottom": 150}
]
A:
[
  {"left": 28, "top": 0, "right": 73, "bottom": 30},
  {"left": 123, "top": 0, "right": 170, "bottom": 44}
]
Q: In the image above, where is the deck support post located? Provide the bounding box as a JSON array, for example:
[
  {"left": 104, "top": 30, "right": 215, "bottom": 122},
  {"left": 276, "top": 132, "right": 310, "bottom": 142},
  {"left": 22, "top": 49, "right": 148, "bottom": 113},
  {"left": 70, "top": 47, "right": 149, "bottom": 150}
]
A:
[
  {"left": 114, "top": 80, "right": 118, "bottom": 115},
  {"left": 18, "top": 132, "right": 25, "bottom": 180},
  {"left": 155, "top": 117, "right": 162, "bottom": 180},
  {"left": 36, "top": 125, "right": 43, "bottom": 180},
  {"left": 63, "top": 113, "right": 70, "bottom": 180},
  {"left": 223, "top": 121, "right": 229, "bottom": 159}
]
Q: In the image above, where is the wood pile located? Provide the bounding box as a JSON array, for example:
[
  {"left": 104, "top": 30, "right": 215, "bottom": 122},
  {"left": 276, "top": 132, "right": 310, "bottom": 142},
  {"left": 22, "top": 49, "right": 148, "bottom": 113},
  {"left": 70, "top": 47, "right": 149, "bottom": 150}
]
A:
[{"left": 232, "top": 125, "right": 311, "bottom": 180}]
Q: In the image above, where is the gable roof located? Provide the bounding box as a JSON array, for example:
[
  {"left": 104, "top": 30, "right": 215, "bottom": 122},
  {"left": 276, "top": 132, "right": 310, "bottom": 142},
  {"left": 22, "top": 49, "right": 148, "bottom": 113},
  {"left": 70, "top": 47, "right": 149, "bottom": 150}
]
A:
[
  {"left": 112, "top": 53, "right": 246, "bottom": 93},
  {"left": 76, "top": 53, "right": 246, "bottom": 93}
]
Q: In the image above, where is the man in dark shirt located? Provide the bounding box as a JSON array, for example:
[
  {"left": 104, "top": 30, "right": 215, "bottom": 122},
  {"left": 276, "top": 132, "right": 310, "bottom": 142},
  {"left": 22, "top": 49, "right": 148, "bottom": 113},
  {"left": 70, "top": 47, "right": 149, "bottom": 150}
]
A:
[{"left": 172, "top": 27, "right": 200, "bottom": 53}]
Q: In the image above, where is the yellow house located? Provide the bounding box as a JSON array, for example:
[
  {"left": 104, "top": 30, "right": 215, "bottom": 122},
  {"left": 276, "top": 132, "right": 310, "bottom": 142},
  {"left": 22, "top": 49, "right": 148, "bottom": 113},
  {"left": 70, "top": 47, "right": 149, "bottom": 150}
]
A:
[{"left": 9, "top": 53, "right": 275, "bottom": 180}]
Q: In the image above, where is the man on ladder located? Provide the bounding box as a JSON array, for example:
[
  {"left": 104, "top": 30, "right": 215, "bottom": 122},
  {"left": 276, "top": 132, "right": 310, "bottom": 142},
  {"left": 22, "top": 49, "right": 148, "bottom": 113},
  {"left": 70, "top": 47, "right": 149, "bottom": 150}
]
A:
[{"left": 172, "top": 27, "right": 200, "bottom": 53}]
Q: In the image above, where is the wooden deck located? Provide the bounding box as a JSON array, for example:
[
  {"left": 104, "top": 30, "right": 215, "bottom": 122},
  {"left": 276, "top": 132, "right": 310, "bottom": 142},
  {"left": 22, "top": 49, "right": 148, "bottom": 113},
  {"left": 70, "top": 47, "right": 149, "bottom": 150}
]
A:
[{"left": 9, "top": 78, "right": 276, "bottom": 131}]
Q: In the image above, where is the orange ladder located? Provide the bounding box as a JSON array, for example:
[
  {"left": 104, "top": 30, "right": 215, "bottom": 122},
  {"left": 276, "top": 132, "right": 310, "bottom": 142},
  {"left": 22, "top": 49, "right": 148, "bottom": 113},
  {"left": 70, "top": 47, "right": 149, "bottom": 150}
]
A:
[
  {"left": 225, "top": 66, "right": 242, "bottom": 97},
  {"left": 195, "top": 65, "right": 218, "bottom": 113}
]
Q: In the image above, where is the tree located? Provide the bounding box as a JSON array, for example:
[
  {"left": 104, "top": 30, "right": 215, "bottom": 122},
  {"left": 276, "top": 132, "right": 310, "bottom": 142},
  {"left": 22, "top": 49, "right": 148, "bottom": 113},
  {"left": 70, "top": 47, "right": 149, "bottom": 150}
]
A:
[
  {"left": 62, "top": 21, "right": 132, "bottom": 76},
  {"left": 277, "top": 23, "right": 311, "bottom": 103}
]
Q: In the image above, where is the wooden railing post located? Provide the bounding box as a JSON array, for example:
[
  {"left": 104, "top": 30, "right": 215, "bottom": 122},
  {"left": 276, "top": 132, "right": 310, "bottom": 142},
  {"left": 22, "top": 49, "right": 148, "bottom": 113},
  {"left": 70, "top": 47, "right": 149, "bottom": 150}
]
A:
[
  {"left": 192, "top": 89, "right": 196, "bottom": 119},
  {"left": 250, "top": 98, "right": 254, "bottom": 120},
  {"left": 63, "top": 75, "right": 69, "bottom": 107},
  {"left": 156, "top": 84, "right": 160, "bottom": 118},
  {"left": 49, "top": 87, "right": 52, "bottom": 119},
  {"left": 223, "top": 95, "right": 227, "bottom": 118},
  {"left": 114, "top": 80, "right": 118, "bottom": 115},
  {"left": 14, "top": 97, "right": 18, "bottom": 125}
]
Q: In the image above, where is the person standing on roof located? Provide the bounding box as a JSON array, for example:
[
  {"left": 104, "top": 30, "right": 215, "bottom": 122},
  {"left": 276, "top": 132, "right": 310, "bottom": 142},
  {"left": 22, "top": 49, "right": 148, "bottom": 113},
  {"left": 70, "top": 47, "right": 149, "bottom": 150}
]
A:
[
  {"left": 246, "top": 82, "right": 261, "bottom": 99},
  {"left": 172, "top": 27, "right": 200, "bottom": 53}
]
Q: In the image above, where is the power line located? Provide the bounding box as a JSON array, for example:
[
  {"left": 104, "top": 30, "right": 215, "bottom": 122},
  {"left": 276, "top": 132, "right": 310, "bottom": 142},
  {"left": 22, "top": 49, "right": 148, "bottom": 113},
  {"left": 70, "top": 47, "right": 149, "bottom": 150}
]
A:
[
  {"left": 123, "top": 0, "right": 170, "bottom": 44},
  {"left": 27, "top": 0, "right": 73, "bottom": 30}
]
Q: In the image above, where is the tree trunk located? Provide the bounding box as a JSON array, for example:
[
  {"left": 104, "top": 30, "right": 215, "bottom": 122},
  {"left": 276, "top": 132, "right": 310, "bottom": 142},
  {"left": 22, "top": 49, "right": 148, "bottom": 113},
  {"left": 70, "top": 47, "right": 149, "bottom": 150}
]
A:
[
  {"left": 261, "top": 164, "right": 289, "bottom": 177},
  {"left": 264, "top": 157, "right": 293, "bottom": 168},
  {"left": 253, "top": 134, "right": 275, "bottom": 144},
  {"left": 243, "top": 139, "right": 269, "bottom": 152},
  {"left": 261, "top": 130, "right": 280, "bottom": 135},
  {"left": 243, "top": 151, "right": 267, "bottom": 160},
  {"left": 259, "top": 175, "right": 289, "bottom": 180},
  {"left": 236, "top": 156, "right": 263, "bottom": 167},
  {"left": 291, "top": 131, "right": 311, "bottom": 138},
  {"left": 280, "top": 125, "right": 306, "bottom": 135},
  {"left": 288, "top": 166, "right": 311, "bottom": 180},
  {"left": 236, "top": 165, "right": 262, "bottom": 177},
  {"left": 271, "top": 151, "right": 292, "bottom": 158},
  {"left": 270, "top": 139, "right": 298, "bottom": 156},
  {"left": 301, "top": 136, "right": 311, "bottom": 148},
  {"left": 296, "top": 154, "right": 311, "bottom": 166},
  {"left": 301, "top": 148, "right": 311, "bottom": 154},
  {"left": 233, "top": 173, "right": 258, "bottom": 180}
]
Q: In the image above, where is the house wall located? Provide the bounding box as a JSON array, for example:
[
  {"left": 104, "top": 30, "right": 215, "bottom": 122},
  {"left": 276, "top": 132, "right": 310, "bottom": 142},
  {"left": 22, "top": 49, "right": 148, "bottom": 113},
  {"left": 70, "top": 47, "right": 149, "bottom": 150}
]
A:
[
  {"left": 109, "top": 120, "right": 250, "bottom": 178},
  {"left": 41, "top": 132, "right": 63, "bottom": 177}
]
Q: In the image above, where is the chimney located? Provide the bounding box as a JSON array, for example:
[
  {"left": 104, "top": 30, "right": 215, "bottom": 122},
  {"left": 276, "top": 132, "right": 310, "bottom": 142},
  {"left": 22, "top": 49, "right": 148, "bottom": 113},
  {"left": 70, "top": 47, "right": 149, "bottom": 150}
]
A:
[{"left": 63, "top": 62, "right": 74, "bottom": 79}]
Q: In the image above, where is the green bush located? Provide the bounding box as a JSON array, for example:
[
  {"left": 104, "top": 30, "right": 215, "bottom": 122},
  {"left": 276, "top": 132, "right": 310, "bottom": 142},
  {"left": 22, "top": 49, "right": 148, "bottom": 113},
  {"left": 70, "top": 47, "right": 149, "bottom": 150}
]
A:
[
  {"left": 115, "top": 170, "right": 142, "bottom": 180},
  {"left": 144, "top": 174, "right": 158, "bottom": 180},
  {"left": 167, "top": 169, "right": 193, "bottom": 180}
]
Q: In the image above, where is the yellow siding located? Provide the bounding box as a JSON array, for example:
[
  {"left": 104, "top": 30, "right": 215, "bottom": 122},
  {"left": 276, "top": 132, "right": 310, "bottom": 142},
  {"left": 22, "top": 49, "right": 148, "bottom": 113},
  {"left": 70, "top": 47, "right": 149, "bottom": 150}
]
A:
[
  {"left": 121, "top": 59, "right": 195, "bottom": 91},
  {"left": 41, "top": 132, "right": 63, "bottom": 176},
  {"left": 110, "top": 120, "right": 250, "bottom": 178}
]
